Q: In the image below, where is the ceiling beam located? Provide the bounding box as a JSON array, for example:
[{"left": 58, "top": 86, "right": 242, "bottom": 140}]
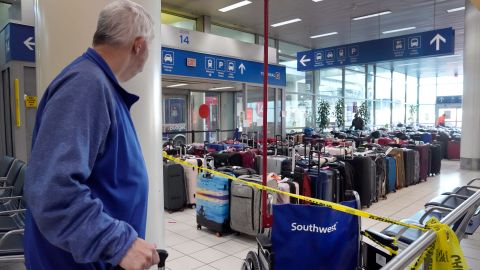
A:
[
  {"left": 0, "top": 0, "right": 15, "bottom": 4},
  {"left": 471, "top": 0, "right": 480, "bottom": 10}
]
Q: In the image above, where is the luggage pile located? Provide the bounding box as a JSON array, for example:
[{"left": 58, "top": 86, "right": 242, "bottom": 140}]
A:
[{"left": 162, "top": 127, "right": 451, "bottom": 236}]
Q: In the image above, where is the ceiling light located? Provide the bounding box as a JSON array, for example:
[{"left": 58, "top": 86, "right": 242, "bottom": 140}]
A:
[
  {"left": 219, "top": 1, "right": 252, "bottom": 12},
  {"left": 312, "top": 0, "right": 323, "bottom": 2},
  {"left": 167, "top": 83, "right": 188, "bottom": 88},
  {"left": 352, "top": 11, "right": 392, "bottom": 21},
  {"left": 310, "top": 32, "right": 338, "bottom": 39},
  {"left": 271, "top": 18, "right": 302, "bottom": 28},
  {"left": 447, "top": 7, "right": 465, "bottom": 13},
  {"left": 397, "top": 63, "right": 418, "bottom": 67},
  {"left": 438, "top": 54, "right": 460, "bottom": 59},
  {"left": 210, "top": 86, "right": 235, "bottom": 90},
  {"left": 382, "top": 27, "right": 416, "bottom": 34}
]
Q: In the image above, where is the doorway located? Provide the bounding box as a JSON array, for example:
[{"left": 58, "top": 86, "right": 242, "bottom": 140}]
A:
[{"left": 0, "top": 68, "right": 13, "bottom": 157}]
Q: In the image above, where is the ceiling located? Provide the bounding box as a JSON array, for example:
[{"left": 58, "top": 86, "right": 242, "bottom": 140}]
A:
[{"left": 162, "top": 0, "right": 466, "bottom": 77}]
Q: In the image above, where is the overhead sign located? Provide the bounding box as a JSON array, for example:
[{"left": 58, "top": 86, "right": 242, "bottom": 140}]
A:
[
  {"left": 297, "top": 28, "right": 455, "bottom": 71},
  {"left": 2, "top": 23, "right": 35, "bottom": 63},
  {"left": 162, "top": 47, "right": 286, "bottom": 86},
  {"left": 437, "top": 95, "right": 462, "bottom": 104}
]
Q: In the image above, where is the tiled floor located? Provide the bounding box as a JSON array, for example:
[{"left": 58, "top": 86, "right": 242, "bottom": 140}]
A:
[{"left": 164, "top": 160, "right": 480, "bottom": 270}]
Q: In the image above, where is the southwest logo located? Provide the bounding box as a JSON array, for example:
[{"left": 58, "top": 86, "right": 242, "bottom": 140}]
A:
[{"left": 291, "top": 222, "right": 338, "bottom": 234}]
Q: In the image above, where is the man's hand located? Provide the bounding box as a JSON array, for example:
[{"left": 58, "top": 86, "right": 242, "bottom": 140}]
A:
[{"left": 119, "top": 238, "right": 160, "bottom": 270}]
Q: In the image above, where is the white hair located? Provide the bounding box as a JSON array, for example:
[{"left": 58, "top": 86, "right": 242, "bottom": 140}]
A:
[{"left": 93, "top": 0, "right": 154, "bottom": 46}]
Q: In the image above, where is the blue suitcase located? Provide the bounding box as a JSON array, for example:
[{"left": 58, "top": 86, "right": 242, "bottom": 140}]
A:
[
  {"left": 385, "top": 157, "right": 397, "bottom": 193},
  {"left": 206, "top": 143, "right": 226, "bottom": 152},
  {"left": 196, "top": 172, "right": 231, "bottom": 236},
  {"left": 421, "top": 133, "right": 432, "bottom": 144},
  {"left": 308, "top": 169, "right": 333, "bottom": 202}
]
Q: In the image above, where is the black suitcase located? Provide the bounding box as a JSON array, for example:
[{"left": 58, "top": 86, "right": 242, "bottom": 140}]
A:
[
  {"left": 322, "top": 168, "right": 342, "bottom": 203},
  {"left": 325, "top": 161, "right": 355, "bottom": 202},
  {"left": 372, "top": 156, "right": 387, "bottom": 200},
  {"left": 429, "top": 143, "right": 442, "bottom": 175},
  {"left": 163, "top": 162, "right": 187, "bottom": 211},
  {"left": 211, "top": 152, "right": 243, "bottom": 168},
  {"left": 403, "top": 149, "right": 416, "bottom": 187},
  {"left": 217, "top": 166, "right": 256, "bottom": 177},
  {"left": 342, "top": 156, "right": 376, "bottom": 208}
]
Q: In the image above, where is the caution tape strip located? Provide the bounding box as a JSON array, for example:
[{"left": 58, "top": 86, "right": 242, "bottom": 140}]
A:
[{"left": 163, "top": 152, "right": 428, "bottom": 232}]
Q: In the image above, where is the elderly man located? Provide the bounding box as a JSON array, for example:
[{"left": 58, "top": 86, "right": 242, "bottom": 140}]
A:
[{"left": 24, "top": 1, "right": 159, "bottom": 269}]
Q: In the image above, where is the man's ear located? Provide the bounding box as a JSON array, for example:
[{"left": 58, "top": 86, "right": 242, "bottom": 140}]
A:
[{"left": 132, "top": 37, "right": 146, "bottom": 54}]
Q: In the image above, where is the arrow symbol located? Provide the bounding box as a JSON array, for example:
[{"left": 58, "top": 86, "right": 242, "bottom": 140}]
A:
[
  {"left": 299, "top": 54, "right": 311, "bottom": 67},
  {"left": 239, "top": 63, "right": 246, "bottom": 75},
  {"left": 430, "top": 34, "right": 446, "bottom": 51},
  {"left": 24, "top": 37, "right": 35, "bottom": 51}
]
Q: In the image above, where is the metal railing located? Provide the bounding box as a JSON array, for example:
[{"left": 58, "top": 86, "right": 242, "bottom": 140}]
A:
[{"left": 382, "top": 190, "right": 480, "bottom": 269}]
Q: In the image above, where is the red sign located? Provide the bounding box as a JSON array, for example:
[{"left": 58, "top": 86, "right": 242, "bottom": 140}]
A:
[
  {"left": 199, "top": 104, "right": 210, "bottom": 119},
  {"left": 186, "top": 58, "right": 197, "bottom": 67}
]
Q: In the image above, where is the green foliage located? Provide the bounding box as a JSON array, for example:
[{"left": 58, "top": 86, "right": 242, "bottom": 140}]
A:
[
  {"left": 358, "top": 101, "right": 370, "bottom": 125},
  {"left": 408, "top": 104, "right": 418, "bottom": 124},
  {"left": 334, "top": 98, "right": 345, "bottom": 129},
  {"left": 317, "top": 100, "right": 331, "bottom": 131}
]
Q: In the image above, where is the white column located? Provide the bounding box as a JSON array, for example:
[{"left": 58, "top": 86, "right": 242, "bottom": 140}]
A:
[
  {"left": 35, "top": 0, "right": 164, "bottom": 251},
  {"left": 460, "top": 0, "right": 480, "bottom": 170}
]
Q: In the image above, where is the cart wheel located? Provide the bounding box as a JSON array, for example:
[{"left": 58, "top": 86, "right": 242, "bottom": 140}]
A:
[
  {"left": 241, "top": 251, "right": 262, "bottom": 270},
  {"left": 197, "top": 225, "right": 201, "bottom": 230},
  {"left": 216, "top": 232, "right": 222, "bottom": 237}
]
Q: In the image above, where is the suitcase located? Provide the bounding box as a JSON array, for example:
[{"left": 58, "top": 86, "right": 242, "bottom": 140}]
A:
[
  {"left": 239, "top": 150, "right": 256, "bottom": 169},
  {"left": 385, "top": 157, "right": 397, "bottom": 193},
  {"left": 325, "top": 161, "right": 355, "bottom": 202},
  {"left": 206, "top": 143, "right": 226, "bottom": 152},
  {"left": 421, "top": 133, "right": 433, "bottom": 143},
  {"left": 217, "top": 166, "right": 256, "bottom": 177},
  {"left": 388, "top": 149, "right": 406, "bottom": 189},
  {"left": 256, "top": 155, "right": 289, "bottom": 175},
  {"left": 196, "top": 172, "right": 231, "bottom": 235},
  {"left": 403, "top": 149, "right": 416, "bottom": 187},
  {"left": 308, "top": 169, "right": 333, "bottom": 202},
  {"left": 413, "top": 150, "right": 420, "bottom": 185},
  {"left": 429, "top": 143, "right": 442, "bottom": 175},
  {"left": 276, "top": 180, "right": 300, "bottom": 204},
  {"left": 181, "top": 157, "right": 204, "bottom": 205},
  {"left": 230, "top": 175, "right": 278, "bottom": 236},
  {"left": 281, "top": 167, "right": 312, "bottom": 204},
  {"left": 372, "top": 156, "right": 387, "bottom": 199},
  {"left": 343, "top": 156, "right": 376, "bottom": 208},
  {"left": 163, "top": 162, "right": 187, "bottom": 211},
  {"left": 212, "top": 152, "right": 243, "bottom": 168},
  {"left": 322, "top": 168, "right": 342, "bottom": 203},
  {"left": 406, "top": 145, "right": 429, "bottom": 182},
  {"left": 447, "top": 140, "right": 460, "bottom": 160}
]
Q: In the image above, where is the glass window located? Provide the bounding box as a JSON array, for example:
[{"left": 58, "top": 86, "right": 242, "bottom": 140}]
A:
[
  {"left": 246, "top": 87, "right": 277, "bottom": 137},
  {"left": 436, "top": 75, "right": 463, "bottom": 96},
  {"left": 316, "top": 68, "right": 343, "bottom": 97},
  {"left": 366, "top": 65, "right": 374, "bottom": 100},
  {"left": 279, "top": 41, "right": 308, "bottom": 58},
  {"left": 392, "top": 71, "right": 405, "bottom": 103},
  {"left": 280, "top": 60, "right": 313, "bottom": 93},
  {"left": 161, "top": 13, "right": 196, "bottom": 31},
  {"left": 419, "top": 77, "right": 436, "bottom": 104},
  {"left": 258, "top": 36, "right": 276, "bottom": 48},
  {"left": 418, "top": 105, "right": 436, "bottom": 126},
  {"left": 345, "top": 66, "right": 366, "bottom": 100},
  {"left": 286, "top": 93, "right": 314, "bottom": 131},
  {"left": 406, "top": 76, "right": 418, "bottom": 104},
  {"left": 376, "top": 67, "right": 391, "bottom": 100},
  {"left": 375, "top": 101, "right": 391, "bottom": 127},
  {"left": 211, "top": 24, "right": 255, "bottom": 43},
  {"left": 392, "top": 102, "right": 405, "bottom": 126},
  {"left": 316, "top": 97, "right": 337, "bottom": 129}
]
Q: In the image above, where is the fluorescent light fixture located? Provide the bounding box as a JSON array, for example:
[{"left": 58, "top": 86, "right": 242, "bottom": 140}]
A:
[
  {"left": 438, "top": 54, "right": 460, "bottom": 59},
  {"left": 310, "top": 32, "right": 338, "bottom": 39},
  {"left": 382, "top": 26, "right": 416, "bottom": 34},
  {"left": 352, "top": 11, "right": 392, "bottom": 21},
  {"left": 312, "top": 0, "right": 323, "bottom": 2},
  {"left": 447, "top": 6, "right": 465, "bottom": 13},
  {"left": 219, "top": 1, "right": 252, "bottom": 12},
  {"left": 271, "top": 18, "right": 302, "bottom": 27},
  {"left": 210, "top": 86, "right": 234, "bottom": 90},
  {"left": 167, "top": 83, "right": 188, "bottom": 88}
]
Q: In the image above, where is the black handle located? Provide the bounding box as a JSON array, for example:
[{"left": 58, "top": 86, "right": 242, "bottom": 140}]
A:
[{"left": 114, "top": 249, "right": 168, "bottom": 270}]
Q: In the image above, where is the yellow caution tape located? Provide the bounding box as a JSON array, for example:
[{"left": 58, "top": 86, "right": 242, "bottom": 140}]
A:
[
  {"left": 164, "top": 152, "right": 469, "bottom": 269},
  {"left": 361, "top": 230, "right": 399, "bottom": 256}
]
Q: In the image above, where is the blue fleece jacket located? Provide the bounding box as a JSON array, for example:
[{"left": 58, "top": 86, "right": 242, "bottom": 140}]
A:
[{"left": 24, "top": 48, "right": 149, "bottom": 270}]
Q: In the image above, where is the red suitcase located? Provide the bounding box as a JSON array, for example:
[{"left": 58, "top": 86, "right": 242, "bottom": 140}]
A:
[{"left": 447, "top": 141, "right": 460, "bottom": 160}]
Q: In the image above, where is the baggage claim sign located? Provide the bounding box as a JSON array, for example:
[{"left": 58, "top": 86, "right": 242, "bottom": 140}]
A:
[{"left": 297, "top": 28, "right": 455, "bottom": 71}]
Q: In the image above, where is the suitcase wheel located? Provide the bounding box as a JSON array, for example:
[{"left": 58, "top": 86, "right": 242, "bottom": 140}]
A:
[
  {"left": 216, "top": 232, "right": 222, "bottom": 237},
  {"left": 197, "top": 225, "right": 202, "bottom": 230}
]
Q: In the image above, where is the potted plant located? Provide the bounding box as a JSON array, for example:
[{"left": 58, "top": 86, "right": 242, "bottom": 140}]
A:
[
  {"left": 408, "top": 104, "right": 418, "bottom": 125},
  {"left": 358, "top": 101, "right": 370, "bottom": 127},
  {"left": 317, "top": 100, "right": 331, "bottom": 131},
  {"left": 334, "top": 98, "right": 345, "bottom": 130}
]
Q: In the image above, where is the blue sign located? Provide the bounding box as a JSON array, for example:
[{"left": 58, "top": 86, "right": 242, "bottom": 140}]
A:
[
  {"left": 298, "top": 28, "right": 455, "bottom": 71},
  {"left": 2, "top": 23, "right": 35, "bottom": 63},
  {"left": 437, "top": 95, "right": 462, "bottom": 104},
  {"left": 162, "top": 47, "right": 286, "bottom": 86}
]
